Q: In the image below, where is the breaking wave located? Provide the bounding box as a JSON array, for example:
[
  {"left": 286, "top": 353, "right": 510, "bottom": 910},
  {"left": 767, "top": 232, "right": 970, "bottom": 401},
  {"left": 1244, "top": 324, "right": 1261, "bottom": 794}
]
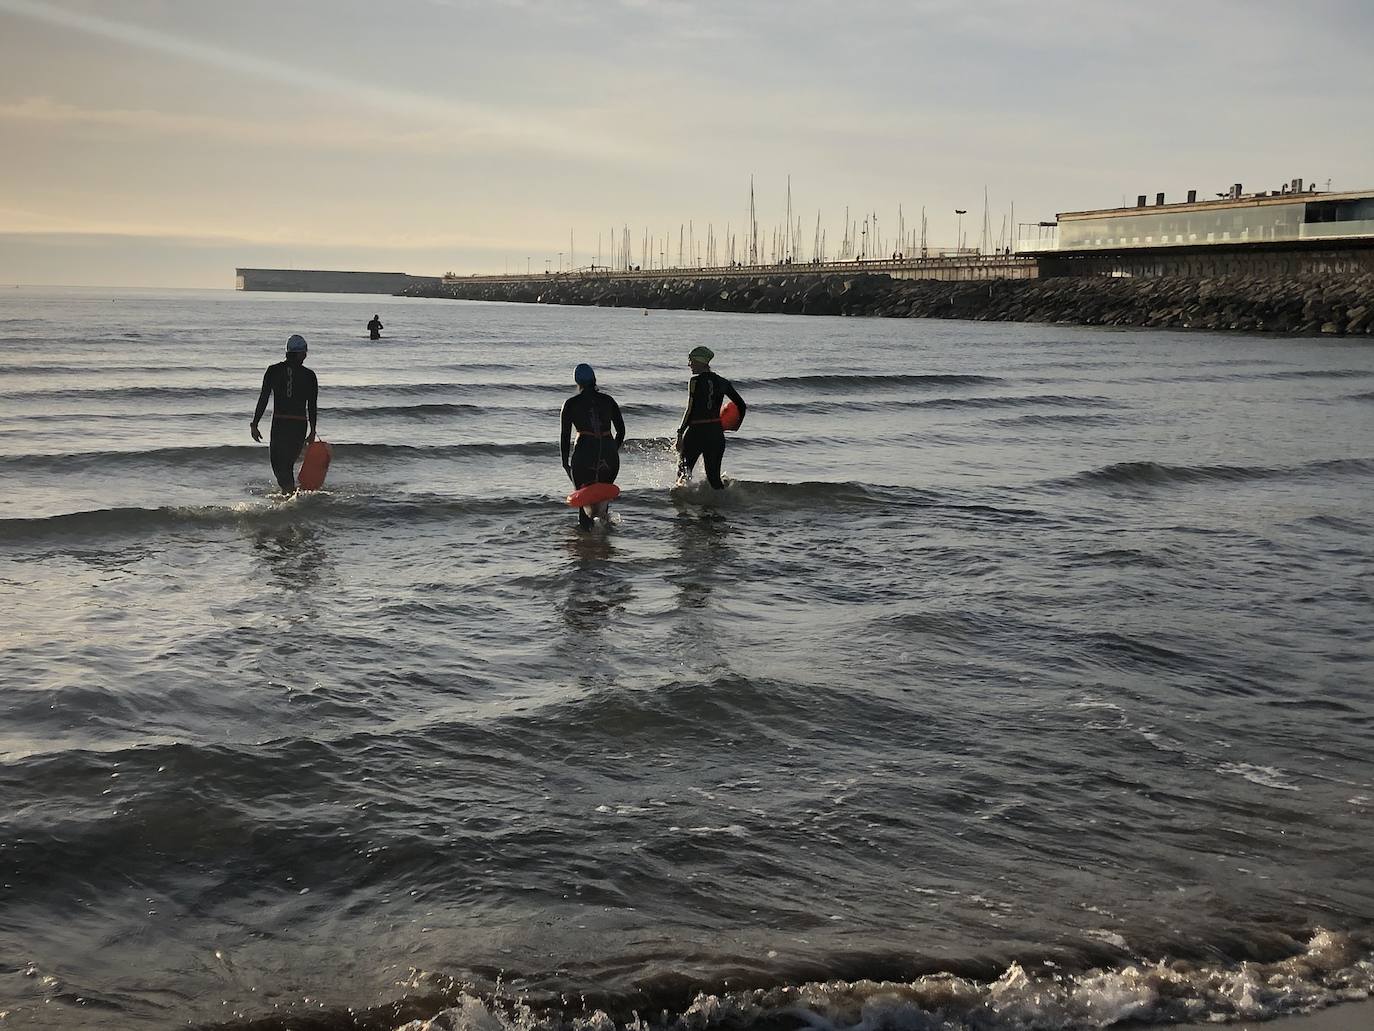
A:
[
  {"left": 0, "top": 479, "right": 1037, "bottom": 545},
  {"left": 1054, "top": 458, "right": 1374, "bottom": 489},
  {"left": 746, "top": 373, "right": 1001, "bottom": 392},
  {"left": 196, "top": 928, "right": 1374, "bottom": 1031}
]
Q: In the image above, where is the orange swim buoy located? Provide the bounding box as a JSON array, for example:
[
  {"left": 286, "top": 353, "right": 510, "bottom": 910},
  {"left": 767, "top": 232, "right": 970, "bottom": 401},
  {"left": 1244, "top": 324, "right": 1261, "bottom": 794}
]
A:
[
  {"left": 297, "top": 440, "right": 332, "bottom": 492},
  {"left": 566, "top": 482, "right": 621, "bottom": 508},
  {"left": 720, "top": 400, "right": 742, "bottom": 431}
]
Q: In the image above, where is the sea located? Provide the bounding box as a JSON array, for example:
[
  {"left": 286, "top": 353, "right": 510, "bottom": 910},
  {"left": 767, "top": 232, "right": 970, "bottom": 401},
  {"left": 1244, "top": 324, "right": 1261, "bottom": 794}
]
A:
[{"left": 1, "top": 287, "right": 1373, "bottom": 1031}]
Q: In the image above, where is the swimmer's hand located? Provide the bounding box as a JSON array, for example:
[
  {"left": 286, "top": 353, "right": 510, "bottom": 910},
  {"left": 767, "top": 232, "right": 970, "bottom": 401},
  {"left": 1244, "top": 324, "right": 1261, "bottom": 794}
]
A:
[{"left": 250, "top": 421, "right": 262, "bottom": 443}]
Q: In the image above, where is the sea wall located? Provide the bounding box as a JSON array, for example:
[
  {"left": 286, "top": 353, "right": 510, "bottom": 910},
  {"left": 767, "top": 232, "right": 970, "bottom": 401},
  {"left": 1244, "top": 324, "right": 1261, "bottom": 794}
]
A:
[
  {"left": 405, "top": 271, "right": 1374, "bottom": 335},
  {"left": 237, "top": 268, "right": 441, "bottom": 294}
]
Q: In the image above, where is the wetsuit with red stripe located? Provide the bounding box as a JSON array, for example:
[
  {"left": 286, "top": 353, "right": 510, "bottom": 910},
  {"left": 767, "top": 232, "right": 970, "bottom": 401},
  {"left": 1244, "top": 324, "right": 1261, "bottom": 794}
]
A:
[
  {"left": 677, "top": 370, "right": 745, "bottom": 489},
  {"left": 253, "top": 358, "right": 318, "bottom": 494}
]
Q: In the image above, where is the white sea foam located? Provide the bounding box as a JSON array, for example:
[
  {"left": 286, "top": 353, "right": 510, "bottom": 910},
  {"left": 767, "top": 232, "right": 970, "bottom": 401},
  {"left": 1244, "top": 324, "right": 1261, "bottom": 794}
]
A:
[
  {"left": 1217, "top": 762, "right": 1301, "bottom": 792},
  {"left": 395, "top": 930, "right": 1374, "bottom": 1031}
]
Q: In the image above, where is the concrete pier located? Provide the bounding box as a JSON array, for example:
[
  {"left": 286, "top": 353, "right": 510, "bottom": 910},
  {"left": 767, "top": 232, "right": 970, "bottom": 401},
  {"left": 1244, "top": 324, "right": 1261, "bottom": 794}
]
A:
[
  {"left": 442, "top": 253, "right": 1038, "bottom": 288},
  {"left": 235, "top": 268, "right": 441, "bottom": 293}
]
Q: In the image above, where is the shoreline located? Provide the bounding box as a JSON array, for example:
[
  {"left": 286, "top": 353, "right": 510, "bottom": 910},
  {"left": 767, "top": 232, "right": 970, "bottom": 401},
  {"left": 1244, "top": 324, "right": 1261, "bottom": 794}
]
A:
[
  {"left": 1167, "top": 998, "right": 1374, "bottom": 1029},
  {"left": 404, "top": 270, "right": 1374, "bottom": 336}
]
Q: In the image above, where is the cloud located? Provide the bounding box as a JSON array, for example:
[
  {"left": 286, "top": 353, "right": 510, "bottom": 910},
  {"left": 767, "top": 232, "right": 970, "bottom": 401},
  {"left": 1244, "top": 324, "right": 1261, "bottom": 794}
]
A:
[
  {"left": 0, "top": 206, "right": 553, "bottom": 252},
  {"left": 0, "top": 0, "right": 645, "bottom": 162},
  {"left": 0, "top": 95, "right": 557, "bottom": 157}
]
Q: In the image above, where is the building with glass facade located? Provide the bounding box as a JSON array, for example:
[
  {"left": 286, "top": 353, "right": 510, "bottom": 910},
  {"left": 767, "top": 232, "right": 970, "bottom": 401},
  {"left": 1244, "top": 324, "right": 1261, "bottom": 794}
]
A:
[{"left": 1024, "top": 189, "right": 1374, "bottom": 253}]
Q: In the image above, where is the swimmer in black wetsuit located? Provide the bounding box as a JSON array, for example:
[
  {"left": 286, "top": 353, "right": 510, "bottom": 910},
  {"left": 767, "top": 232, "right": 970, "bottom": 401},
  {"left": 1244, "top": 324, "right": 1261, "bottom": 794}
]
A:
[
  {"left": 560, "top": 363, "right": 626, "bottom": 530},
  {"left": 250, "top": 334, "right": 319, "bottom": 495},
  {"left": 676, "top": 345, "right": 745, "bottom": 489},
  {"left": 367, "top": 315, "right": 383, "bottom": 340}
]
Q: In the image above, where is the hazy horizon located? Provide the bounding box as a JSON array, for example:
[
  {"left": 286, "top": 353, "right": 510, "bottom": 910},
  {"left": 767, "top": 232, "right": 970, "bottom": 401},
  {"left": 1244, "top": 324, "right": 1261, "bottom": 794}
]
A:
[{"left": 3, "top": 0, "right": 1373, "bottom": 288}]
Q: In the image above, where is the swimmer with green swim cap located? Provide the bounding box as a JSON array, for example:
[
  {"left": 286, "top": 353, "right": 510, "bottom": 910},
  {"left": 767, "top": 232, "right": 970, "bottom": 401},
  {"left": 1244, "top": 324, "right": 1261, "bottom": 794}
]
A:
[{"left": 676, "top": 345, "right": 746, "bottom": 489}]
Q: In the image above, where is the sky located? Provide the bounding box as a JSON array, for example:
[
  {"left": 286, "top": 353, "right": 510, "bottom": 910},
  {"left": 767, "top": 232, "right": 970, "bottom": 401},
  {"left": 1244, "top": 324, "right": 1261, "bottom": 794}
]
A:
[{"left": 1, "top": 0, "right": 1372, "bottom": 288}]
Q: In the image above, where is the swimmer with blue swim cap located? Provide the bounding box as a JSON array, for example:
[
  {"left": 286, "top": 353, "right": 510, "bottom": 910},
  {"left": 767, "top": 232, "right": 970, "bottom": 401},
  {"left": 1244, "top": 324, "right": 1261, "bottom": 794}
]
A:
[{"left": 560, "top": 362, "right": 626, "bottom": 529}]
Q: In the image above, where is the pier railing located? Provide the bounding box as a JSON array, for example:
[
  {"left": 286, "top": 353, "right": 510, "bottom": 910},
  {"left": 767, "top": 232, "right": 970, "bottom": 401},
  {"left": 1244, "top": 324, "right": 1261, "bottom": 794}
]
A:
[{"left": 445, "top": 253, "right": 1038, "bottom": 286}]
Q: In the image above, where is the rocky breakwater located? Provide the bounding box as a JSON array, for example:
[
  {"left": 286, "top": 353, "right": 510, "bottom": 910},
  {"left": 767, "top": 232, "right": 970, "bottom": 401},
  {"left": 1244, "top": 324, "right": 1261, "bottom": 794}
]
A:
[{"left": 406, "top": 271, "right": 1374, "bottom": 335}]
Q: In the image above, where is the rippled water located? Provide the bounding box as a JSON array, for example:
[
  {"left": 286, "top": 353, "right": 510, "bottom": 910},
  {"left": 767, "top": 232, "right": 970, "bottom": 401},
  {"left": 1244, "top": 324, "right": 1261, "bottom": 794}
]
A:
[{"left": 2, "top": 287, "right": 1373, "bottom": 1030}]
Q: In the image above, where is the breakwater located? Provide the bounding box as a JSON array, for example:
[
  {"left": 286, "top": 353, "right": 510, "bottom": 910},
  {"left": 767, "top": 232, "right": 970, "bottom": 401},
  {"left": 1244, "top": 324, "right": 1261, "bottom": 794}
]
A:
[
  {"left": 237, "top": 268, "right": 441, "bottom": 294},
  {"left": 405, "top": 271, "right": 1374, "bottom": 335}
]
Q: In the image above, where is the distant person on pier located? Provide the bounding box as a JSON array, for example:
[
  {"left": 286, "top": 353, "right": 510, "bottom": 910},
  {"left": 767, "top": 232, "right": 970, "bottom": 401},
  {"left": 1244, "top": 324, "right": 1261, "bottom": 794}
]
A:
[
  {"left": 676, "top": 345, "right": 746, "bottom": 490},
  {"left": 367, "top": 314, "right": 383, "bottom": 340},
  {"left": 560, "top": 363, "right": 626, "bottom": 530},
  {"left": 250, "top": 334, "right": 318, "bottom": 496}
]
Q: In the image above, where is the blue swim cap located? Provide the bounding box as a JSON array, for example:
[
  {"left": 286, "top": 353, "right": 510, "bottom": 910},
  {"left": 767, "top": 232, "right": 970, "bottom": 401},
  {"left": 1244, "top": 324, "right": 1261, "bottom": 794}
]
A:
[
  {"left": 574, "top": 363, "right": 595, "bottom": 385},
  {"left": 286, "top": 334, "right": 307, "bottom": 353}
]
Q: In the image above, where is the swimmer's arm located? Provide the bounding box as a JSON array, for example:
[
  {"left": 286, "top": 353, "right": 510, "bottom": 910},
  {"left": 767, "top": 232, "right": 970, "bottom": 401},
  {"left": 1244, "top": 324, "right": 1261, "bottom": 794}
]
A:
[
  {"left": 610, "top": 397, "right": 626, "bottom": 447},
  {"left": 559, "top": 400, "right": 573, "bottom": 470},
  {"left": 306, "top": 372, "right": 318, "bottom": 441},
  {"left": 677, "top": 376, "right": 696, "bottom": 435},
  {"left": 251, "top": 368, "right": 272, "bottom": 425}
]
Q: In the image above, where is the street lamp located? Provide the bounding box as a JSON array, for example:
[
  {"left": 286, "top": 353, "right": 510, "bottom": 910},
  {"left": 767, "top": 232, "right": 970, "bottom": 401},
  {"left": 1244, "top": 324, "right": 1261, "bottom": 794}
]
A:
[
  {"left": 954, "top": 209, "right": 967, "bottom": 254},
  {"left": 558, "top": 251, "right": 563, "bottom": 273},
  {"left": 526, "top": 257, "right": 531, "bottom": 275}
]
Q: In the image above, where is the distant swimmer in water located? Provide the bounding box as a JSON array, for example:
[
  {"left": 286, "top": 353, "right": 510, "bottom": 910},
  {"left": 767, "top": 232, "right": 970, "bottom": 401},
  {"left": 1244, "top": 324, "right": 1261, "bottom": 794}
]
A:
[
  {"left": 560, "top": 363, "right": 625, "bottom": 530},
  {"left": 676, "top": 345, "right": 745, "bottom": 489},
  {"left": 250, "top": 334, "right": 319, "bottom": 496},
  {"left": 367, "top": 314, "right": 383, "bottom": 340}
]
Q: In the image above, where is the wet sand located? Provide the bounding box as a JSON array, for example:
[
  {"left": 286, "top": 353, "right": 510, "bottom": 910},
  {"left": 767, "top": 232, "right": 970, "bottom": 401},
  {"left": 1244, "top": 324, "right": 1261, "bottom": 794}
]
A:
[{"left": 1168, "top": 999, "right": 1374, "bottom": 1029}]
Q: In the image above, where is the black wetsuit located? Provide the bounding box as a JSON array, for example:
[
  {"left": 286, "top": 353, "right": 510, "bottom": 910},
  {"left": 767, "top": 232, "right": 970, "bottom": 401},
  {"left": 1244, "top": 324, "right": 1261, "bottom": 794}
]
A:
[
  {"left": 367, "top": 317, "right": 383, "bottom": 341},
  {"left": 560, "top": 388, "right": 626, "bottom": 528},
  {"left": 677, "top": 369, "right": 745, "bottom": 489},
  {"left": 253, "top": 358, "right": 318, "bottom": 494}
]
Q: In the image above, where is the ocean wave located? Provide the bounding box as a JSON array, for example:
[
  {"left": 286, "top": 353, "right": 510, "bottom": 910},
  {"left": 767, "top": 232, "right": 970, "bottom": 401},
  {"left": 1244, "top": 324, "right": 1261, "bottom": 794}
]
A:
[
  {"left": 328, "top": 400, "right": 680, "bottom": 421},
  {"left": 0, "top": 400, "right": 559, "bottom": 425},
  {"left": 0, "top": 379, "right": 565, "bottom": 404},
  {"left": 988, "top": 412, "right": 1123, "bottom": 427},
  {"left": 669, "top": 478, "right": 938, "bottom": 511},
  {"left": 746, "top": 373, "right": 1000, "bottom": 391},
  {"left": 0, "top": 494, "right": 538, "bottom": 544},
  {"left": 1053, "top": 457, "right": 1374, "bottom": 489},
  {"left": 0, "top": 436, "right": 810, "bottom": 475},
  {"left": 330, "top": 401, "right": 489, "bottom": 419},
  {"left": 736, "top": 395, "right": 1115, "bottom": 417},
  {"left": 1259, "top": 368, "right": 1374, "bottom": 381},
  {"left": 916, "top": 393, "right": 1115, "bottom": 410},
  {"left": 668, "top": 479, "right": 1044, "bottom": 522},
  {"left": 0, "top": 383, "right": 245, "bottom": 402},
  {"left": 0, "top": 362, "right": 223, "bottom": 376},
  {"left": 0, "top": 440, "right": 560, "bottom": 473},
  {"left": 192, "top": 928, "right": 1374, "bottom": 1031},
  {"left": 0, "top": 479, "right": 1011, "bottom": 545}
]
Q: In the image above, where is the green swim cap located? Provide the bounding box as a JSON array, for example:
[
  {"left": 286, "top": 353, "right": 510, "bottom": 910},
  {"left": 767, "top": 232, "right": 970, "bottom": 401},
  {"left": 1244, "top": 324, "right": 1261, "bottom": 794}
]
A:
[{"left": 688, "top": 346, "right": 714, "bottom": 362}]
